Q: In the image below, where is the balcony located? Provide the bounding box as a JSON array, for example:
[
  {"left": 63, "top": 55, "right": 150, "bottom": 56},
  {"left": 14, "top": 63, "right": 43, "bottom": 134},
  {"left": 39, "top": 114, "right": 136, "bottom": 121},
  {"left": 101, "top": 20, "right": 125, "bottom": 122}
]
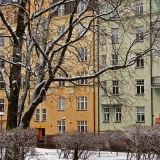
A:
[{"left": 151, "top": 76, "right": 160, "bottom": 88}]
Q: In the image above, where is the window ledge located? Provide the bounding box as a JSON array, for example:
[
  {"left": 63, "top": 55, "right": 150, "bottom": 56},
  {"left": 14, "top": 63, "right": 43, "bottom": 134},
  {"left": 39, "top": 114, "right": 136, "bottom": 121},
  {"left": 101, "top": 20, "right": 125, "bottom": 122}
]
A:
[
  {"left": 103, "top": 121, "right": 109, "bottom": 123},
  {"left": 114, "top": 121, "right": 121, "bottom": 123},
  {"left": 135, "top": 67, "right": 144, "bottom": 69},
  {"left": 135, "top": 94, "right": 145, "bottom": 96},
  {"left": 112, "top": 42, "right": 119, "bottom": 44},
  {"left": 58, "top": 110, "right": 65, "bottom": 111},
  {"left": 136, "top": 121, "right": 145, "bottom": 123},
  {"left": 41, "top": 120, "right": 46, "bottom": 122},
  {"left": 34, "top": 120, "right": 40, "bottom": 122},
  {"left": 77, "top": 110, "right": 87, "bottom": 111}
]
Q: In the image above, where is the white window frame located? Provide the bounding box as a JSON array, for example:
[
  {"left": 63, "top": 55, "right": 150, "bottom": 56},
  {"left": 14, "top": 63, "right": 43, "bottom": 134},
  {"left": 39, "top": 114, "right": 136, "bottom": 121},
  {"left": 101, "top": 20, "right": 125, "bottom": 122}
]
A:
[
  {"left": 58, "top": 4, "right": 65, "bottom": 16},
  {"left": 112, "top": 28, "right": 119, "bottom": 43},
  {"left": 101, "top": 81, "right": 107, "bottom": 96},
  {"left": 101, "top": 29, "right": 107, "bottom": 45},
  {"left": 0, "top": 99, "right": 4, "bottom": 112},
  {"left": 135, "top": 0, "right": 143, "bottom": 15},
  {"left": 136, "top": 26, "right": 144, "bottom": 41},
  {"left": 41, "top": 108, "right": 46, "bottom": 122},
  {"left": 58, "top": 121, "right": 65, "bottom": 133},
  {"left": 77, "top": 96, "right": 87, "bottom": 110},
  {"left": 77, "top": 0, "right": 87, "bottom": 13},
  {"left": 136, "top": 53, "right": 144, "bottom": 68},
  {"left": 136, "top": 107, "right": 145, "bottom": 122},
  {"left": 0, "top": 76, "right": 4, "bottom": 90},
  {"left": 78, "top": 47, "right": 87, "bottom": 62},
  {"left": 35, "top": 109, "right": 40, "bottom": 122},
  {"left": 77, "top": 72, "right": 87, "bottom": 85},
  {"left": 111, "top": 3, "right": 118, "bottom": 18},
  {"left": 101, "top": 54, "right": 107, "bottom": 69},
  {"left": 112, "top": 54, "right": 118, "bottom": 66},
  {"left": 58, "top": 97, "right": 65, "bottom": 110},
  {"left": 77, "top": 23, "right": 87, "bottom": 37},
  {"left": 0, "top": 35, "right": 5, "bottom": 46},
  {"left": 104, "top": 107, "right": 109, "bottom": 122},
  {"left": 113, "top": 80, "right": 119, "bottom": 95},
  {"left": 136, "top": 80, "right": 144, "bottom": 94},
  {"left": 78, "top": 121, "right": 87, "bottom": 132},
  {"left": 10, "top": 12, "right": 14, "bottom": 24},
  {"left": 58, "top": 73, "right": 65, "bottom": 87},
  {"left": 58, "top": 50, "right": 64, "bottom": 63},
  {"left": 0, "top": 55, "right": 4, "bottom": 68},
  {"left": 58, "top": 25, "right": 64, "bottom": 38},
  {"left": 115, "top": 107, "right": 121, "bottom": 122}
]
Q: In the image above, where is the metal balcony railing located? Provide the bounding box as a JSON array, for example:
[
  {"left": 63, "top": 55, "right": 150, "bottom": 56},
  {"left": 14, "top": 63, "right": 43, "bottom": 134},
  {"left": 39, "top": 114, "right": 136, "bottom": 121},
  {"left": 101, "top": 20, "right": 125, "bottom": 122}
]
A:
[{"left": 151, "top": 76, "right": 160, "bottom": 85}]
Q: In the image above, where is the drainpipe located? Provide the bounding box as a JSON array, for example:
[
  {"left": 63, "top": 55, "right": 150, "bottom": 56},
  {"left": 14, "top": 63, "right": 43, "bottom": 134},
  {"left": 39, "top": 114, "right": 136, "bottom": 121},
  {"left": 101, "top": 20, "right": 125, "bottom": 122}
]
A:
[
  {"left": 150, "top": 0, "right": 153, "bottom": 126},
  {"left": 97, "top": 3, "right": 100, "bottom": 135},
  {"left": 92, "top": 9, "right": 96, "bottom": 135}
]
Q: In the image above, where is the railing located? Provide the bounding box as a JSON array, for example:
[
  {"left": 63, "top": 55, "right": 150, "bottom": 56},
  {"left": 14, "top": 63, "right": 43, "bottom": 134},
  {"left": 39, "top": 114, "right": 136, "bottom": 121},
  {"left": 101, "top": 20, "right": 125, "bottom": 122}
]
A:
[{"left": 151, "top": 76, "right": 160, "bottom": 85}]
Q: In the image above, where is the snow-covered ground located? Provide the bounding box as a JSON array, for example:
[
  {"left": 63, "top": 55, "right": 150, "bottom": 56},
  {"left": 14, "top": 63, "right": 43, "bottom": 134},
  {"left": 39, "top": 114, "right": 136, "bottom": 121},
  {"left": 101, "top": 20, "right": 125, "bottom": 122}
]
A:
[{"left": 26, "top": 148, "right": 136, "bottom": 160}]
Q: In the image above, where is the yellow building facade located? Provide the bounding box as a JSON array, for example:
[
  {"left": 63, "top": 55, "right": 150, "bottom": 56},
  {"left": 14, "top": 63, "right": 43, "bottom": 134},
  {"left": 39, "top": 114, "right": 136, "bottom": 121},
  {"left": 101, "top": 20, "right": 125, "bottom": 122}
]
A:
[{"left": 0, "top": 0, "right": 98, "bottom": 142}]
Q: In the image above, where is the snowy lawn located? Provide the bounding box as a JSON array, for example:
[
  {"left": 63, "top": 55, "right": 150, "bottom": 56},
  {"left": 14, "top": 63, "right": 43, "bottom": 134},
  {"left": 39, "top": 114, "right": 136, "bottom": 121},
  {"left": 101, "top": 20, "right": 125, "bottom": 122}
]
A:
[{"left": 25, "top": 148, "right": 137, "bottom": 160}]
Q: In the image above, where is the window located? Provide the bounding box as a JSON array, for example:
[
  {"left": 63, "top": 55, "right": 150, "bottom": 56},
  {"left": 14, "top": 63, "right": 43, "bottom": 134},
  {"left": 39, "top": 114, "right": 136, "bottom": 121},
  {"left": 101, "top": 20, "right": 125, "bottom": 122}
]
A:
[
  {"left": 104, "top": 108, "right": 109, "bottom": 122},
  {"left": 0, "top": 76, "right": 4, "bottom": 89},
  {"left": 136, "top": 26, "right": 143, "bottom": 41},
  {"left": 58, "top": 97, "right": 65, "bottom": 110},
  {"left": 58, "top": 121, "right": 65, "bottom": 133},
  {"left": 35, "top": 109, "right": 40, "bottom": 122},
  {"left": 21, "top": 77, "right": 26, "bottom": 88},
  {"left": 0, "top": 99, "right": 4, "bottom": 112},
  {"left": 78, "top": 121, "right": 87, "bottom": 132},
  {"left": 136, "top": 53, "right": 144, "bottom": 67},
  {"left": 77, "top": 96, "right": 87, "bottom": 110},
  {"left": 135, "top": 0, "right": 143, "bottom": 15},
  {"left": 136, "top": 80, "right": 144, "bottom": 94},
  {"left": 101, "top": 54, "right": 106, "bottom": 69},
  {"left": 0, "top": 55, "right": 5, "bottom": 68},
  {"left": 101, "top": 81, "right": 107, "bottom": 96},
  {"left": 100, "top": 4, "right": 108, "bottom": 19},
  {"left": 77, "top": 72, "right": 87, "bottom": 85},
  {"left": 115, "top": 107, "right": 121, "bottom": 122},
  {"left": 112, "top": 28, "right": 119, "bottom": 43},
  {"left": 113, "top": 80, "right": 119, "bottom": 95},
  {"left": 42, "top": 109, "right": 46, "bottom": 121},
  {"left": 58, "top": 4, "right": 65, "bottom": 16},
  {"left": 10, "top": 12, "right": 14, "bottom": 24},
  {"left": 112, "top": 54, "right": 118, "bottom": 66},
  {"left": 111, "top": 3, "right": 118, "bottom": 18},
  {"left": 77, "top": 23, "right": 86, "bottom": 37},
  {"left": 137, "top": 107, "right": 145, "bottom": 122},
  {"left": 57, "top": 50, "right": 64, "bottom": 63},
  {"left": 101, "top": 29, "right": 107, "bottom": 45},
  {"left": 0, "top": 35, "right": 5, "bottom": 46},
  {"left": 58, "top": 26, "right": 64, "bottom": 39},
  {"left": 58, "top": 73, "right": 65, "bottom": 87},
  {"left": 77, "top": 0, "right": 87, "bottom": 13},
  {"left": 78, "top": 47, "right": 87, "bottom": 62}
]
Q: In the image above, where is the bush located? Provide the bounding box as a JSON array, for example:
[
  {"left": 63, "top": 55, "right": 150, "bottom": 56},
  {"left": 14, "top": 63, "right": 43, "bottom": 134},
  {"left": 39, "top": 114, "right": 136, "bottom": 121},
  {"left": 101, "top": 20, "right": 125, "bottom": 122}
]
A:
[{"left": 0, "top": 128, "right": 37, "bottom": 160}]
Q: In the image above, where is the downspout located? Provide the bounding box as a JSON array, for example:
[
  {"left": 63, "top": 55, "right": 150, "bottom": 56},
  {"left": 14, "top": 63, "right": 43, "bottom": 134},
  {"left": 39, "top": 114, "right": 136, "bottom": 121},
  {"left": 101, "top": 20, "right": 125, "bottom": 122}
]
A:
[
  {"left": 92, "top": 9, "right": 96, "bottom": 135},
  {"left": 150, "top": 0, "right": 153, "bottom": 126},
  {"left": 97, "top": 2, "right": 100, "bottom": 134}
]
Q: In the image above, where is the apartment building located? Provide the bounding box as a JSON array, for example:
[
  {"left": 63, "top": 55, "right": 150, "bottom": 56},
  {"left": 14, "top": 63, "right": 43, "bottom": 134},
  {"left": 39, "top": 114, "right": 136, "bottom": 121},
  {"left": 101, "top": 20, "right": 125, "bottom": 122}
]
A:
[
  {"left": 98, "top": 0, "right": 160, "bottom": 132},
  {"left": 0, "top": 0, "right": 98, "bottom": 142}
]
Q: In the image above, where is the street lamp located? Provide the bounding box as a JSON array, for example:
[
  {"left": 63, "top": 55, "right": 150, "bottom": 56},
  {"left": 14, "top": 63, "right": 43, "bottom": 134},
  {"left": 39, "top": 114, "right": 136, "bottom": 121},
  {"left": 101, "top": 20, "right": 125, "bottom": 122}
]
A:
[{"left": 0, "top": 111, "right": 5, "bottom": 160}]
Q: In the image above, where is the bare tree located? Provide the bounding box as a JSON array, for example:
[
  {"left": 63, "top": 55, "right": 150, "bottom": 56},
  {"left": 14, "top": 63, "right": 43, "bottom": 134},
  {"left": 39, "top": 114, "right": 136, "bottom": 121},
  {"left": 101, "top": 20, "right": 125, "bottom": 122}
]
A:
[{"left": 0, "top": 0, "right": 158, "bottom": 129}]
